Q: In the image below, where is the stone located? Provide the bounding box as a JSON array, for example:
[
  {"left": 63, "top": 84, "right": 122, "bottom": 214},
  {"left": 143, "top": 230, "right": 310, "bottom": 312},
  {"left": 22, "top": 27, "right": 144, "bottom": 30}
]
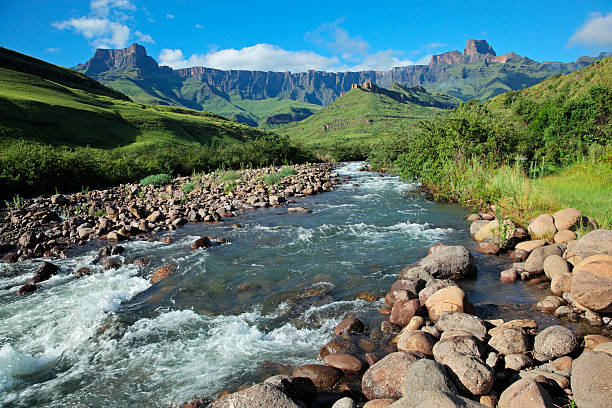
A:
[
  {"left": 475, "top": 242, "right": 500, "bottom": 255},
  {"left": 396, "top": 330, "right": 436, "bottom": 355},
  {"left": 500, "top": 319, "right": 538, "bottom": 335},
  {"left": 406, "top": 316, "right": 424, "bottom": 330},
  {"left": 210, "top": 383, "right": 302, "bottom": 408},
  {"left": 474, "top": 220, "right": 500, "bottom": 242},
  {"left": 533, "top": 325, "right": 577, "bottom": 361},
  {"left": 385, "top": 290, "right": 412, "bottom": 306},
  {"left": 583, "top": 334, "right": 612, "bottom": 351},
  {"left": 554, "top": 306, "right": 573, "bottom": 317},
  {"left": 500, "top": 268, "right": 518, "bottom": 283},
  {"left": 509, "top": 249, "right": 528, "bottom": 262},
  {"left": 470, "top": 220, "right": 490, "bottom": 235},
  {"left": 479, "top": 395, "right": 497, "bottom": 408},
  {"left": 363, "top": 400, "right": 393, "bottom": 408},
  {"left": 467, "top": 214, "right": 480, "bottom": 222},
  {"left": 443, "top": 352, "right": 495, "bottom": 396},
  {"left": 292, "top": 364, "right": 342, "bottom": 389},
  {"left": 550, "top": 273, "right": 572, "bottom": 296},
  {"left": 107, "top": 231, "right": 125, "bottom": 241},
  {"left": 554, "top": 230, "right": 576, "bottom": 243},
  {"left": 549, "top": 355, "right": 573, "bottom": 373},
  {"left": 323, "top": 353, "right": 365, "bottom": 373},
  {"left": 543, "top": 255, "right": 570, "bottom": 280},
  {"left": 585, "top": 309, "right": 604, "bottom": 326},
  {"left": 515, "top": 240, "right": 547, "bottom": 253},
  {"left": 564, "top": 229, "right": 612, "bottom": 265},
  {"left": 74, "top": 267, "right": 93, "bottom": 277},
  {"left": 29, "top": 261, "right": 59, "bottom": 283},
  {"left": 552, "top": 208, "right": 582, "bottom": 231},
  {"left": 593, "top": 342, "right": 612, "bottom": 355},
  {"left": 504, "top": 354, "right": 533, "bottom": 371},
  {"left": 571, "top": 255, "right": 612, "bottom": 313},
  {"left": 528, "top": 214, "right": 557, "bottom": 239},
  {"left": 518, "top": 369, "right": 570, "bottom": 389},
  {"left": 488, "top": 327, "right": 529, "bottom": 355},
  {"left": 16, "top": 284, "right": 39, "bottom": 295},
  {"left": 389, "top": 391, "right": 488, "bottom": 408},
  {"left": 361, "top": 351, "right": 424, "bottom": 400},
  {"left": 390, "top": 278, "right": 425, "bottom": 296},
  {"left": 263, "top": 376, "right": 316, "bottom": 406},
  {"left": 436, "top": 312, "right": 487, "bottom": 341},
  {"left": 332, "top": 397, "right": 356, "bottom": 408},
  {"left": 525, "top": 245, "right": 563, "bottom": 274},
  {"left": 571, "top": 351, "right": 612, "bottom": 408},
  {"left": 425, "top": 286, "right": 475, "bottom": 321},
  {"left": 287, "top": 206, "right": 312, "bottom": 214},
  {"left": 100, "top": 258, "right": 120, "bottom": 270},
  {"left": 389, "top": 299, "right": 420, "bottom": 326},
  {"left": 418, "top": 280, "right": 456, "bottom": 306},
  {"left": 334, "top": 318, "right": 366, "bottom": 336},
  {"left": 433, "top": 335, "right": 482, "bottom": 364},
  {"left": 498, "top": 378, "right": 554, "bottom": 408},
  {"left": 151, "top": 264, "right": 175, "bottom": 284},
  {"left": 401, "top": 359, "right": 458, "bottom": 397},
  {"left": 535, "top": 296, "right": 565, "bottom": 313},
  {"left": 191, "top": 236, "right": 212, "bottom": 249},
  {"left": 402, "top": 245, "right": 477, "bottom": 280}
]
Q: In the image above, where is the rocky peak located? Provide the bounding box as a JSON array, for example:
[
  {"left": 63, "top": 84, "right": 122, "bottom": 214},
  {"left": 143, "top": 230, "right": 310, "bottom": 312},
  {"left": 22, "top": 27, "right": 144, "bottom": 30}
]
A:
[
  {"left": 74, "top": 43, "right": 159, "bottom": 76},
  {"left": 464, "top": 39, "right": 496, "bottom": 56}
]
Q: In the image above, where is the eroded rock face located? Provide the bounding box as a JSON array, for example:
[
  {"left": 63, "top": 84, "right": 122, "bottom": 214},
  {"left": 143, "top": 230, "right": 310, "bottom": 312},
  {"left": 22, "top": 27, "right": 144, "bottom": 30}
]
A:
[
  {"left": 571, "top": 255, "right": 612, "bottom": 312},
  {"left": 533, "top": 325, "right": 577, "bottom": 362},
  {"left": 571, "top": 351, "right": 612, "bottom": 408},
  {"left": 362, "top": 351, "right": 425, "bottom": 400},
  {"left": 498, "top": 378, "right": 554, "bottom": 408},
  {"left": 210, "top": 383, "right": 303, "bottom": 408}
]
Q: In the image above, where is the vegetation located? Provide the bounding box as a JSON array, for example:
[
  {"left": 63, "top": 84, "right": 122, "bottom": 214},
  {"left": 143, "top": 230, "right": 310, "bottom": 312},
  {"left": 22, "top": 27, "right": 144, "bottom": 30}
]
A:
[
  {"left": 264, "top": 173, "right": 281, "bottom": 186},
  {"left": 0, "top": 48, "right": 314, "bottom": 199},
  {"left": 369, "top": 57, "right": 612, "bottom": 228},
  {"left": 278, "top": 167, "right": 297, "bottom": 178},
  {"left": 140, "top": 173, "right": 172, "bottom": 187}
]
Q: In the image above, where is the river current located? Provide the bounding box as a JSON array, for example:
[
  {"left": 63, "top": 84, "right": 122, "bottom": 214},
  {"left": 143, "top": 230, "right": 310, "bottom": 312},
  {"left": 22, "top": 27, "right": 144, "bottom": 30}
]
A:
[{"left": 0, "top": 162, "right": 557, "bottom": 407}]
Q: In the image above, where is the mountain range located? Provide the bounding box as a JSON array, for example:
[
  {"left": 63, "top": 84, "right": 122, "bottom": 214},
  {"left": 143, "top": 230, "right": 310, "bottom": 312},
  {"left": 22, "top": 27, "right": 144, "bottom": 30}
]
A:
[{"left": 74, "top": 40, "right": 611, "bottom": 126}]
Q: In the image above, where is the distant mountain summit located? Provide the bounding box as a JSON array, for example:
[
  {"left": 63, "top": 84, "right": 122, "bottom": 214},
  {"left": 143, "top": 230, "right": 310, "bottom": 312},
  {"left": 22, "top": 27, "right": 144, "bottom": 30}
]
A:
[{"left": 73, "top": 41, "right": 611, "bottom": 126}]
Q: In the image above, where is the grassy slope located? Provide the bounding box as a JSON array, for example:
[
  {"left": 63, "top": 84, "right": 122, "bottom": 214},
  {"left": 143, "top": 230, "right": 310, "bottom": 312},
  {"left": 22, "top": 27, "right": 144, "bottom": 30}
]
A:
[
  {"left": 278, "top": 87, "right": 452, "bottom": 155},
  {"left": 0, "top": 52, "right": 268, "bottom": 151}
]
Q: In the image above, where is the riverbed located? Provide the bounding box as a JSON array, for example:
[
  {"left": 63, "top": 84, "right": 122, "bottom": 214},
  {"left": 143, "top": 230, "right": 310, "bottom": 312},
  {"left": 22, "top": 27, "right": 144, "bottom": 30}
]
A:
[{"left": 0, "top": 162, "right": 559, "bottom": 407}]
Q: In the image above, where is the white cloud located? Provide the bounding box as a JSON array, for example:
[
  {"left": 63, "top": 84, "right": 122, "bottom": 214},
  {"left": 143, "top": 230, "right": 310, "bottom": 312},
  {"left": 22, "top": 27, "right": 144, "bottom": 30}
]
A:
[
  {"left": 159, "top": 44, "right": 340, "bottom": 72},
  {"left": 53, "top": 0, "right": 151, "bottom": 49},
  {"left": 44, "top": 47, "right": 60, "bottom": 53},
  {"left": 166, "top": 13, "right": 174, "bottom": 19},
  {"left": 423, "top": 42, "right": 445, "bottom": 49},
  {"left": 53, "top": 17, "right": 130, "bottom": 48},
  {"left": 568, "top": 12, "right": 612, "bottom": 48},
  {"left": 195, "top": 24, "right": 204, "bottom": 29}
]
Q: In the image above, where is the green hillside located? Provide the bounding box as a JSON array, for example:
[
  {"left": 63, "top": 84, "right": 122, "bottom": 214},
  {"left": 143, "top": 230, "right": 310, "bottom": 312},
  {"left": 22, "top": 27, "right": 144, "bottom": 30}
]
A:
[
  {"left": 0, "top": 48, "right": 311, "bottom": 198},
  {"left": 278, "top": 83, "right": 459, "bottom": 158}
]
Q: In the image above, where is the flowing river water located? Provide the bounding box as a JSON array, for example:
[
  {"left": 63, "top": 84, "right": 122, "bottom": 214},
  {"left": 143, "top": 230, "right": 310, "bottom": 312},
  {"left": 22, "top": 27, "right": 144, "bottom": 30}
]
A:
[{"left": 0, "top": 162, "right": 565, "bottom": 407}]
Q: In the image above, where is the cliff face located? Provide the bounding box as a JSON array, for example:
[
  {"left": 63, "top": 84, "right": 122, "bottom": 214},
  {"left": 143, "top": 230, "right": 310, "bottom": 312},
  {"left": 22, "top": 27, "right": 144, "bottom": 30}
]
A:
[{"left": 429, "top": 39, "right": 522, "bottom": 65}]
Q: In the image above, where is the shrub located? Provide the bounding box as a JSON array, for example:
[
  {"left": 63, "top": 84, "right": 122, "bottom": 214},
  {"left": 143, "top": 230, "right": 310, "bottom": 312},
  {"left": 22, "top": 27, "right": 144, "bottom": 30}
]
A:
[
  {"left": 140, "top": 173, "right": 172, "bottom": 187},
  {"left": 278, "top": 167, "right": 297, "bottom": 178},
  {"left": 264, "top": 173, "right": 281, "bottom": 186},
  {"left": 181, "top": 182, "right": 194, "bottom": 194}
]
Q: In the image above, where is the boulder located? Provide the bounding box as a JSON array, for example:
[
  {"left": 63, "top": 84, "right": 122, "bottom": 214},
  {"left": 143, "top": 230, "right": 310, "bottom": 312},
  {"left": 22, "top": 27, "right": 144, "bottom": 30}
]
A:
[
  {"left": 470, "top": 220, "right": 490, "bottom": 235},
  {"left": 402, "top": 246, "right": 477, "bottom": 281},
  {"left": 402, "top": 359, "right": 458, "bottom": 397},
  {"left": 515, "top": 240, "right": 546, "bottom": 253},
  {"left": 509, "top": 249, "right": 528, "bottom": 262},
  {"left": 425, "top": 286, "right": 475, "bottom": 321},
  {"left": 263, "top": 376, "right": 317, "bottom": 406},
  {"left": 334, "top": 318, "right": 367, "bottom": 336},
  {"left": 571, "top": 255, "right": 612, "bottom": 312},
  {"left": 474, "top": 220, "right": 500, "bottom": 242},
  {"left": 292, "top": 364, "right": 342, "bottom": 389},
  {"left": 436, "top": 312, "right": 487, "bottom": 341},
  {"left": 475, "top": 242, "right": 500, "bottom": 255},
  {"left": 498, "top": 378, "right": 554, "bottom": 408},
  {"left": 362, "top": 351, "right": 424, "bottom": 400},
  {"left": 542, "top": 255, "right": 570, "bottom": 280},
  {"left": 418, "top": 280, "right": 456, "bottom": 306},
  {"left": 151, "top": 264, "right": 175, "bottom": 284},
  {"left": 396, "top": 330, "right": 436, "bottom": 355},
  {"left": 571, "top": 351, "right": 612, "bottom": 408},
  {"left": 390, "top": 391, "right": 488, "bottom": 408},
  {"left": 554, "top": 230, "right": 576, "bottom": 244},
  {"left": 191, "top": 236, "right": 212, "bottom": 250},
  {"left": 524, "top": 245, "right": 563, "bottom": 274},
  {"left": 500, "top": 319, "right": 538, "bottom": 335},
  {"left": 488, "top": 327, "right": 529, "bottom": 355},
  {"left": 564, "top": 229, "right": 612, "bottom": 265},
  {"left": 533, "top": 325, "right": 577, "bottom": 361},
  {"left": 535, "top": 296, "right": 565, "bottom": 313},
  {"left": 552, "top": 208, "right": 582, "bottom": 231},
  {"left": 528, "top": 214, "right": 557, "bottom": 239},
  {"left": 29, "top": 261, "right": 59, "bottom": 283},
  {"left": 593, "top": 342, "right": 612, "bottom": 355},
  {"left": 364, "top": 400, "right": 394, "bottom": 408},
  {"left": 390, "top": 278, "right": 425, "bottom": 296},
  {"left": 584, "top": 334, "right": 612, "bottom": 351},
  {"left": 287, "top": 206, "right": 312, "bottom": 214},
  {"left": 550, "top": 273, "right": 572, "bottom": 296},
  {"left": 16, "top": 284, "right": 39, "bottom": 295},
  {"left": 433, "top": 335, "right": 483, "bottom": 364},
  {"left": 443, "top": 352, "right": 495, "bottom": 396},
  {"left": 210, "top": 383, "right": 302, "bottom": 408},
  {"left": 518, "top": 369, "right": 570, "bottom": 389},
  {"left": 504, "top": 354, "right": 534, "bottom": 371},
  {"left": 389, "top": 299, "right": 420, "bottom": 327},
  {"left": 406, "top": 316, "right": 425, "bottom": 330},
  {"left": 323, "top": 353, "right": 365, "bottom": 373}
]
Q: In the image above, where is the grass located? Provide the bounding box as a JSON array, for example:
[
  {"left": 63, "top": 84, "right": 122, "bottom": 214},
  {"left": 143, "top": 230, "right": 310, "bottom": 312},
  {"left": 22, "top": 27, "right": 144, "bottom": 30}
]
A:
[
  {"left": 278, "top": 167, "right": 297, "bottom": 178},
  {"left": 140, "top": 173, "right": 172, "bottom": 187}
]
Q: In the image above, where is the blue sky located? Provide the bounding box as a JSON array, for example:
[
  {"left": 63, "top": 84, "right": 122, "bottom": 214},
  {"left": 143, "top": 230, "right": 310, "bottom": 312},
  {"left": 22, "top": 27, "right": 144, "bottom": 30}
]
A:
[{"left": 1, "top": 1, "right": 611, "bottom": 72}]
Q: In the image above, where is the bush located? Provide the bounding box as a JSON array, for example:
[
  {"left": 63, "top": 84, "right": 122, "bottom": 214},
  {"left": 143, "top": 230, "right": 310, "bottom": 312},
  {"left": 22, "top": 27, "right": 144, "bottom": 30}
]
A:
[
  {"left": 140, "top": 173, "right": 172, "bottom": 187},
  {"left": 181, "top": 182, "right": 194, "bottom": 193},
  {"left": 278, "top": 167, "right": 297, "bottom": 178},
  {"left": 264, "top": 173, "right": 281, "bottom": 186}
]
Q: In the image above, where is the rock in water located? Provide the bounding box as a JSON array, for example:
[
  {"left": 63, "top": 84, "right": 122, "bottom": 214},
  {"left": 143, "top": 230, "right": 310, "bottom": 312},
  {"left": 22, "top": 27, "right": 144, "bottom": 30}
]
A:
[
  {"left": 292, "top": 364, "right": 342, "bottom": 389},
  {"left": 334, "top": 318, "right": 367, "bottom": 335},
  {"left": 571, "top": 351, "right": 612, "bottom": 408},
  {"left": 362, "top": 351, "right": 424, "bottom": 400},
  {"left": 151, "top": 264, "right": 175, "bottom": 284},
  {"left": 416, "top": 245, "right": 477, "bottom": 280}
]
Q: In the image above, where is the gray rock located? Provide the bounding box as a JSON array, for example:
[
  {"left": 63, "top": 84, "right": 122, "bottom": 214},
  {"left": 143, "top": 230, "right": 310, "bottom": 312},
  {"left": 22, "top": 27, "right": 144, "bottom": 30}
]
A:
[
  {"left": 390, "top": 391, "right": 487, "bottom": 407},
  {"left": 572, "top": 351, "right": 612, "bottom": 408},
  {"left": 564, "top": 229, "right": 612, "bottom": 265},
  {"left": 402, "top": 359, "right": 458, "bottom": 397},
  {"left": 525, "top": 245, "right": 563, "bottom": 274},
  {"left": 488, "top": 327, "right": 529, "bottom": 355},
  {"left": 436, "top": 312, "right": 487, "bottom": 341},
  {"left": 504, "top": 354, "right": 534, "bottom": 371},
  {"left": 402, "top": 246, "right": 477, "bottom": 281},
  {"left": 443, "top": 353, "right": 495, "bottom": 396},
  {"left": 498, "top": 378, "right": 554, "bottom": 408},
  {"left": 533, "top": 325, "right": 577, "bottom": 361},
  {"left": 470, "top": 220, "right": 490, "bottom": 235},
  {"left": 210, "top": 383, "right": 303, "bottom": 408},
  {"left": 433, "top": 335, "right": 483, "bottom": 364}
]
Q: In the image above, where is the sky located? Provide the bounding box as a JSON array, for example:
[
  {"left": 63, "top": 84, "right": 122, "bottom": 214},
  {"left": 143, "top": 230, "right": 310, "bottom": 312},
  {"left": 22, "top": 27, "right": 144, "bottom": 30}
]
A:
[{"left": 1, "top": 1, "right": 611, "bottom": 73}]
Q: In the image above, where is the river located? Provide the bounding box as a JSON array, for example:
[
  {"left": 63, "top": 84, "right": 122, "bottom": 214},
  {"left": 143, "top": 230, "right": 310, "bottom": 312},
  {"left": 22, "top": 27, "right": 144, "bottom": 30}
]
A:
[{"left": 0, "top": 162, "right": 560, "bottom": 407}]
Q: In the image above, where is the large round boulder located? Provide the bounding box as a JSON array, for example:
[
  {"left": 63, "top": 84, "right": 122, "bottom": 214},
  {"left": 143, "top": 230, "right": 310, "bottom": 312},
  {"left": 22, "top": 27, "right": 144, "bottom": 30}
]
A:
[
  {"left": 425, "top": 286, "right": 475, "bottom": 321},
  {"left": 323, "top": 353, "right": 365, "bottom": 373},
  {"left": 533, "top": 325, "right": 577, "bottom": 362},
  {"left": 543, "top": 255, "right": 570, "bottom": 280},
  {"left": 571, "top": 351, "right": 612, "bottom": 408},
  {"left": 528, "top": 214, "right": 557, "bottom": 239},
  {"left": 552, "top": 208, "right": 582, "bottom": 231},
  {"left": 390, "top": 299, "right": 421, "bottom": 327},
  {"left": 436, "top": 312, "right": 487, "bottom": 341},
  {"left": 433, "top": 335, "right": 483, "bottom": 364},
  {"left": 362, "top": 351, "right": 425, "bottom": 400},
  {"left": 524, "top": 245, "right": 563, "bottom": 274},
  {"left": 571, "top": 255, "right": 612, "bottom": 313}
]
